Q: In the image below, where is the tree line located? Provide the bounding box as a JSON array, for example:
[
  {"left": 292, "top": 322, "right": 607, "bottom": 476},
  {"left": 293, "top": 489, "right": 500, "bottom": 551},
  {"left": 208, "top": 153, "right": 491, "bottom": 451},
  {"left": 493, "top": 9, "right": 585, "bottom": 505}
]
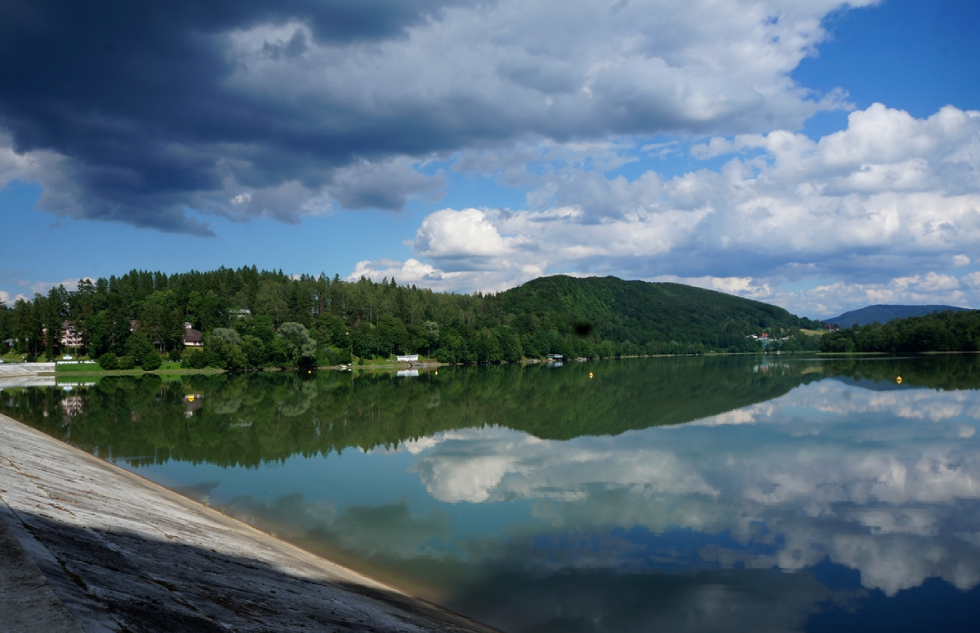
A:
[
  {"left": 0, "top": 267, "right": 825, "bottom": 369},
  {"left": 819, "top": 309, "right": 980, "bottom": 353}
]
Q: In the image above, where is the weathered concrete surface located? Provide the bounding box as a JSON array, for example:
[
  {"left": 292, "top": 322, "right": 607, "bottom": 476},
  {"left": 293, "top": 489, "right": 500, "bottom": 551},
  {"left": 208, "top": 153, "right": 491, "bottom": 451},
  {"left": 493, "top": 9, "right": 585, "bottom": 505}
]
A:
[
  {"left": 0, "top": 376, "right": 57, "bottom": 388},
  {"left": 0, "top": 362, "right": 56, "bottom": 377},
  {"left": 0, "top": 413, "right": 499, "bottom": 633},
  {"left": 0, "top": 504, "right": 85, "bottom": 633}
]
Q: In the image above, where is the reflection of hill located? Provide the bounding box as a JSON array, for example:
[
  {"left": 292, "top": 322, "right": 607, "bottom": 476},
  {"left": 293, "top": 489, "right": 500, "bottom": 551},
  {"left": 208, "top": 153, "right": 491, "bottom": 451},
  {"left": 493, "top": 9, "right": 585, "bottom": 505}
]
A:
[
  {"left": 9, "top": 355, "right": 980, "bottom": 468},
  {"left": 481, "top": 357, "right": 810, "bottom": 439},
  {"left": 831, "top": 377, "right": 906, "bottom": 392},
  {"left": 7, "top": 358, "right": 813, "bottom": 468},
  {"left": 821, "top": 355, "right": 980, "bottom": 391}
]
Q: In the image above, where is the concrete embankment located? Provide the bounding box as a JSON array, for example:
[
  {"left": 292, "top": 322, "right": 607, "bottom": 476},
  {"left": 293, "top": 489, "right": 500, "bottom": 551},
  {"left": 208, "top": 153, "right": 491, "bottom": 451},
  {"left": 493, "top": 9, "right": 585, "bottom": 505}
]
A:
[
  {"left": 0, "top": 413, "right": 498, "bottom": 633},
  {"left": 0, "top": 362, "right": 56, "bottom": 377}
]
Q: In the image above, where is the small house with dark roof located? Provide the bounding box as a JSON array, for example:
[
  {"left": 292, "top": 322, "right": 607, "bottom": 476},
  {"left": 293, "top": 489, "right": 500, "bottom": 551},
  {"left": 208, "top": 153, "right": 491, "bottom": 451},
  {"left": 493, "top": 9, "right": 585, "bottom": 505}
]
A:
[{"left": 183, "top": 323, "right": 203, "bottom": 348}]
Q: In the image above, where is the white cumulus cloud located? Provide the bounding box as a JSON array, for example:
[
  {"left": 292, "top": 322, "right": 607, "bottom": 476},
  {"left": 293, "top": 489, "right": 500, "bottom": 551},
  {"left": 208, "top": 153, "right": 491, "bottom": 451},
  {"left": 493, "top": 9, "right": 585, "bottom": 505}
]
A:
[{"left": 357, "top": 104, "right": 980, "bottom": 315}]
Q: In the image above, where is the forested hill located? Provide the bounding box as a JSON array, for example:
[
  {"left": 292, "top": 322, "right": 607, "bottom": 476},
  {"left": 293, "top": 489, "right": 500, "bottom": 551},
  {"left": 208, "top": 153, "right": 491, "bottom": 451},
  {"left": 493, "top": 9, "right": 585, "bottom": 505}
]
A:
[
  {"left": 499, "top": 275, "right": 808, "bottom": 354},
  {"left": 0, "top": 268, "right": 822, "bottom": 368},
  {"left": 820, "top": 308, "right": 980, "bottom": 353},
  {"left": 824, "top": 304, "right": 971, "bottom": 328}
]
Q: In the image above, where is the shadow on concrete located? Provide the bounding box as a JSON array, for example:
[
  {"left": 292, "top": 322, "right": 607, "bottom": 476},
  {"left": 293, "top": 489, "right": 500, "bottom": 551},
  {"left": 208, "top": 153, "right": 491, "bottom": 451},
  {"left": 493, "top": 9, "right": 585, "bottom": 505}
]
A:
[{"left": 7, "top": 510, "right": 498, "bottom": 633}]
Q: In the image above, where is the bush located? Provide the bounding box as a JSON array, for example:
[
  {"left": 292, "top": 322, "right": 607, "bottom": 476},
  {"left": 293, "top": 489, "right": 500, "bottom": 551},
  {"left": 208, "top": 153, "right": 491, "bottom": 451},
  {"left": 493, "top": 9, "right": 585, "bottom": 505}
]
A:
[
  {"left": 212, "top": 328, "right": 242, "bottom": 346},
  {"left": 224, "top": 345, "right": 248, "bottom": 371},
  {"left": 324, "top": 346, "right": 352, "bottom": 366},
  {"left": 168, "top": 348, "right": 182, "bottom": 362},
  {"left": 125, "top": 333, "right": 154, "bottom": 365},
  {"left": 142, "top": 350, "right": 162, "bottom": 371},
  {"left": 277, "top": 322, "right": 317, "bottom": 367},
  {"left": 185, "top": 349, "right": 208, "bottom": 369},
  {"left": 434, "top": 348, "right": 456, "bottom": 364},
  {"left": 98, "top": 352, "right": 119, "bottom": 370},
  {"left": 241, "top": 336, "right": 267, "bottom": 367},
  {"left": 268, "top": 337, "right": 291, "bottom": 367},
  {"left": 117, "top": 355, "right": 136, "bottom": 370}
]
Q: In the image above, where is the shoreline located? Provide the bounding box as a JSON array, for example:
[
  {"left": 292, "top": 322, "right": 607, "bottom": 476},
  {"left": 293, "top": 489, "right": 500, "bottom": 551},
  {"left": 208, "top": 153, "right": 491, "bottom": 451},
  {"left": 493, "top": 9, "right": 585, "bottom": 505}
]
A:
[
  {"left": 0, "top": 412, "right": 498, "bottom": 632},
  {"left": 4, "top": 350, "right": 975, "bottom": 383}
]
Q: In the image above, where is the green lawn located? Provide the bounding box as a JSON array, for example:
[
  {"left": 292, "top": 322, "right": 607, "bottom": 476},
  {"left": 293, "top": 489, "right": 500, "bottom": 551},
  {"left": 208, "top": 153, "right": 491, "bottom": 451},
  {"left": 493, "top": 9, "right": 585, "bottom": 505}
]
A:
[{"left": 54, "top": 361, "right": 218, "bottom": 374}]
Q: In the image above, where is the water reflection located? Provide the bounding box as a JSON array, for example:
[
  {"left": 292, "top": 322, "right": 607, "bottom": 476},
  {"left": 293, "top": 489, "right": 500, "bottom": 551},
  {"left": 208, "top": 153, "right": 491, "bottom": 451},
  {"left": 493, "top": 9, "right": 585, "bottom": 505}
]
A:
[{"left": 4, "top": 355, "right": 980, "bottom": 631}]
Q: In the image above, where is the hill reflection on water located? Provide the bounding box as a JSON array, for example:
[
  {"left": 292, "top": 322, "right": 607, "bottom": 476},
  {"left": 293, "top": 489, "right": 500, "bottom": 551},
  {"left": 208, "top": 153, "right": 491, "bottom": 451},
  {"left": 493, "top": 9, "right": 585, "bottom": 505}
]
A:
[{"left": 4, "top": 354, "right": 980, "bottom": 632}]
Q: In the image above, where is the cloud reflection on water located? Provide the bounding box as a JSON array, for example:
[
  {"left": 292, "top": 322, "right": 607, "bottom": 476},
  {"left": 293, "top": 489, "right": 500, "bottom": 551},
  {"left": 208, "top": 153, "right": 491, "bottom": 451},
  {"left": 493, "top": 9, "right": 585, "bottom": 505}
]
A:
[{"left": 404, "top": 380, "right": 980, "bottom": 596}]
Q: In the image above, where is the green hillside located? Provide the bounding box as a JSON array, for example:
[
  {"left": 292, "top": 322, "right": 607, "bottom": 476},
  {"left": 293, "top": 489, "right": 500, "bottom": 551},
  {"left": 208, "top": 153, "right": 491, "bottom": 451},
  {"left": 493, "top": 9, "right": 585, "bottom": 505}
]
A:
[
  {"left": 0, "top": 268, "right": 822, "bottom": 367},
  {"left": 499, "top": 275, "right": 807, "bottom": 354},
  {"left": 821, "top": 308, "right": 980, "bottom": 353}
]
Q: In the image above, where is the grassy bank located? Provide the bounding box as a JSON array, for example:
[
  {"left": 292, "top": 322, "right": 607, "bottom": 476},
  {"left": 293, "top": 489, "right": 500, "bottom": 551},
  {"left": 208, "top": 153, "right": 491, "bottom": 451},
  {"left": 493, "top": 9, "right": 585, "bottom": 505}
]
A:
[{"left": 55, "top": 362, "right": 225, "bottom": 376}]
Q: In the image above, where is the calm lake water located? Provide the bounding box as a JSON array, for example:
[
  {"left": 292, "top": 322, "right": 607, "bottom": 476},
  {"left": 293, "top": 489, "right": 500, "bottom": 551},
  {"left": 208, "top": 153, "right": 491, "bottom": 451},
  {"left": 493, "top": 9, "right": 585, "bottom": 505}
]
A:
[{"left": 4, "top": 355, "right": 980, "bottom": 632}]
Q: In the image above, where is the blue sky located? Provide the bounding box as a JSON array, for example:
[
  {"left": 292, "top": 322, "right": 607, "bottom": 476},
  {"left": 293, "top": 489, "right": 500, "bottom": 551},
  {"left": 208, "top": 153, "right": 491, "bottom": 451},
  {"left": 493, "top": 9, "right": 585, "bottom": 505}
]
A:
[{"left": 1, "top": 0, "right": 979, "bottom": 318}]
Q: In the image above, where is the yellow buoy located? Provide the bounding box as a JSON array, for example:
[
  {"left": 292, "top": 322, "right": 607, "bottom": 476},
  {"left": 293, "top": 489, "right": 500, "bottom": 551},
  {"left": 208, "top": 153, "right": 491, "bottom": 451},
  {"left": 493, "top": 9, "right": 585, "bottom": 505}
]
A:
[
  {"left": 896, "top": 376, "right": 902, "bottom": 384},
  {"left": 435, "top": 371, "right": 438, "bottom": 375},
  {"left": 589, "top": 372, "right": 593, "bottom": 379}
]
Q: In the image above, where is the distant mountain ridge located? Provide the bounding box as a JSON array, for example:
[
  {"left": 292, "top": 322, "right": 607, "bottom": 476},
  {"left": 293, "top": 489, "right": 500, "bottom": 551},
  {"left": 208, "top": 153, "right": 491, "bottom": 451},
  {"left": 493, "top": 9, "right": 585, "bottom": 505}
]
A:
[{"left": 823, "top": 304, "right": 972, "bottom": 328}]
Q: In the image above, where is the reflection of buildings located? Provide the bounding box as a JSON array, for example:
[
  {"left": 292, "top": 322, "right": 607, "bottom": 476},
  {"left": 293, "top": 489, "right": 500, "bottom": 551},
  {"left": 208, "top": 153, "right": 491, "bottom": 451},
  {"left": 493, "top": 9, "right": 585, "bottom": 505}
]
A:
[
  {"left": 184, "top": 394, "right": 204, "bottom": 418},
  {"left": 61, "top": 392, "right": 84, "bottom": 437},
  {"left": 61, "top": 395, "right": 84, "bottom": 419}
]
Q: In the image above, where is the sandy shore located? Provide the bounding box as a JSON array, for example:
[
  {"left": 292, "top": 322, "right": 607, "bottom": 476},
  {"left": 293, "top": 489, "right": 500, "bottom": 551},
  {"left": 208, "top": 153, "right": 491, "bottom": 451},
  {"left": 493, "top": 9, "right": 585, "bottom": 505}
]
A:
[{"left": 0, "top": 412, "right": 498, "bottom": 633}]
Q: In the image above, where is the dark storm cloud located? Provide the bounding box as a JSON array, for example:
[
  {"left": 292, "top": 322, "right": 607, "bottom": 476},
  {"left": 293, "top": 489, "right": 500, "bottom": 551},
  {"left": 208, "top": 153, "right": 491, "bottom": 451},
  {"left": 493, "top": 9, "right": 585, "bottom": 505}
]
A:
[
  {"left": 0, "top": 0, "right": 848, "bottom": 234},
  {"left": 0, "top": 0, "right": 467, "bottom": 233},
  {"left": 325, "top": 159, "right": 445, "bottom": 210}
]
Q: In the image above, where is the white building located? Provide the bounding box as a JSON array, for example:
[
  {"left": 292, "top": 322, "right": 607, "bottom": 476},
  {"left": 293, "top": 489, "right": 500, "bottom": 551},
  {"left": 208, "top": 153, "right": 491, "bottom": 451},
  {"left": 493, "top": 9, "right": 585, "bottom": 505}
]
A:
[{"left": 60, "top": 321, "right": 83, "bottom": 348}]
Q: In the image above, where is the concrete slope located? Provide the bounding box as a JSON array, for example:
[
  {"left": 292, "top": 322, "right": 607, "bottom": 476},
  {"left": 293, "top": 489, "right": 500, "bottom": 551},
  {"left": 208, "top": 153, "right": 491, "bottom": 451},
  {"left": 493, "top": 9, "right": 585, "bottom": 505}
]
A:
[
  {"left": 0, "top": 362, "right": 56, "bottom": 377},
  {"left": 0, "top": 413, "right": 499, "bottom": 633},
  {"left": 0, "top": 509, "right": 85, "bottom": 633}
]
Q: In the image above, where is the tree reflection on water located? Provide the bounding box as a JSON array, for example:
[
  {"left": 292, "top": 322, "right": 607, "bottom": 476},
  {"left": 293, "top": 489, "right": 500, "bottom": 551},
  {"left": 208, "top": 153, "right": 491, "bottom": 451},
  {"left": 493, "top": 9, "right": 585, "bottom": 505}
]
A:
[{"left": 4, "top": 354, "right": 980, "bottom": 632}]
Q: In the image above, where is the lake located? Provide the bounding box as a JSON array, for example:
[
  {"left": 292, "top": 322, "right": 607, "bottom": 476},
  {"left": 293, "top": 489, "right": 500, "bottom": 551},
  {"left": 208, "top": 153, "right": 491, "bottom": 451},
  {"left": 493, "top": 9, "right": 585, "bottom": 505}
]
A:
[{"left": 4, "top": 355, "right": 980, "bottom": 632}]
